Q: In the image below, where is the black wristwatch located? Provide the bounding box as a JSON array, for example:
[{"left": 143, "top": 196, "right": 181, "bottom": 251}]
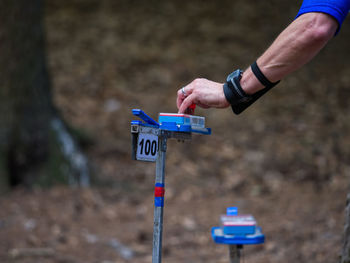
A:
[
  {"left": 224, "top": 64, "right": 280, "bottom": 115},
  {"left": 223, "top": 69, "right": 252, "bottom": 106}
]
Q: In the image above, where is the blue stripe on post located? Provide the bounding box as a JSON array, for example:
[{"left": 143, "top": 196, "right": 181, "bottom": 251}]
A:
[{"left": 155, "top": 197, "right": 164, "bottom": 207}]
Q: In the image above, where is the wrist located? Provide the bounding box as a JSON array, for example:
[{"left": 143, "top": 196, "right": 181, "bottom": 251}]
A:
[{"left": 224, "top": 63, "right": 280, "bottom": 115}]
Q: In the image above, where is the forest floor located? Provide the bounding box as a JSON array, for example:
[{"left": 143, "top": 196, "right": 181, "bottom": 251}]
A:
[{"left": 1, "top": 0, "right": 350, "bottom": 262}]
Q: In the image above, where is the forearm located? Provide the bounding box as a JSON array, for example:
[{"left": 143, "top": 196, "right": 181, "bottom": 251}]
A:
[
  {"left": 241, "top": 12, "right": 338, "bottom": 95},
  {"left": 176, "top": 12, "right": 339, "bottom": 113}
]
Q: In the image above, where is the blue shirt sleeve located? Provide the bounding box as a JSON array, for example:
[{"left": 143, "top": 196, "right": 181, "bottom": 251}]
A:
[{"left": 296, "top": 0, "right": 350, "bottom": 34}]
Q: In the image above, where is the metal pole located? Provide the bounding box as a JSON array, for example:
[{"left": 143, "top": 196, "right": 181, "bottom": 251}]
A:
[
  {"left": 229, "top": 245, "right": 242, "bottom": 263},
  {"left": 152, "top": 134, "right": 167, "bottom": 263}
]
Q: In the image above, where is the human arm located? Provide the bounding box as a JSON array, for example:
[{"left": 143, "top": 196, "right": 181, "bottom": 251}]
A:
[
  {"left": 177, "top": 12, "right": 338, "bottom": 113},
  {"left": 242, "top": 12, "right": 338, "bottom": 94}
]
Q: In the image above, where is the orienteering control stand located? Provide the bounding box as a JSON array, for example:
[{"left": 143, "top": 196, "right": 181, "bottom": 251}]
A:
[
  {"left": 212, "top": 207, "right": 265, "bottom": 263},
  {"left": 131, "top": 109, "right": 211, "bottom": 263}
]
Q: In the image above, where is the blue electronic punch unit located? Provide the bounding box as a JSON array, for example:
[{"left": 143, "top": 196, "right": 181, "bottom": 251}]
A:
[
  {"left": 158, "top": 113, "right": 209, "bottom": 134},
  {"left": 212, "top": 207, "right": 265, "bottom": 245}
]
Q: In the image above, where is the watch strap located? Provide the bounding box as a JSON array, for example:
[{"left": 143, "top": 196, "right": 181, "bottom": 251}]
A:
[{"left": 231, "top": 85, "right": 274, "bottom": 114}]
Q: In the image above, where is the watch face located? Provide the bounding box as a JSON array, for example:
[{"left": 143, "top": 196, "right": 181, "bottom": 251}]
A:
[
  {"left": 226, "top": 70, "right": 242, "bottom": 82},
  {"left": 226, "top": 72, "right": 235, "bottom": 82}
]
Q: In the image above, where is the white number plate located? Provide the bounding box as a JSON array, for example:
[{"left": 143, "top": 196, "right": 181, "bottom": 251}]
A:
[{"left": 136, "top": 132, "right": 158, "bottom": 162}]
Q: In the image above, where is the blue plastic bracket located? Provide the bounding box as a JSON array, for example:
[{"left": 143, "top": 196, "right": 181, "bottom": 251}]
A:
[
  {"left": 132, "top": 109, "right": 159, "bottom": 127},
  {"left": 211, "top": 227, "right": 265, "bottom": 245}
]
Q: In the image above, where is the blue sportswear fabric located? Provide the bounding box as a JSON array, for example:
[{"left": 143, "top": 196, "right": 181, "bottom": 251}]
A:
[{"left": 296, "top": 0, "right": 350, "bottom": 34}]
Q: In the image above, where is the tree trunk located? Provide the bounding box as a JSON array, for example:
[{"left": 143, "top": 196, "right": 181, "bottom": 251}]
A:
[
  {"left": 341, "top": 194, "right": 350, "bottom": 263},
  {"left": 0, "top": 0, "right": 89, "bottom": 190}
]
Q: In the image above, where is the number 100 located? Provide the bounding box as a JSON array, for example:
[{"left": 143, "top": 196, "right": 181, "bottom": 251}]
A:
[{"left": 139, "top": 138, "right": 157, "bottom": 156}]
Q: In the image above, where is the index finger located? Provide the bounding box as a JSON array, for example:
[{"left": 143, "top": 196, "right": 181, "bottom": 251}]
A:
[{"left": 178, "top": 94, "right": 196, "bottom": 114}]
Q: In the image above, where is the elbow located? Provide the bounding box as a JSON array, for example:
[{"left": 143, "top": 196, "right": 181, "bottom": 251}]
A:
[
  {"left": 303, "top": 13, "right": 338, "bottom": 45},
  {"left": 308, "top": 23, "right": 336, "bottom": 43}
]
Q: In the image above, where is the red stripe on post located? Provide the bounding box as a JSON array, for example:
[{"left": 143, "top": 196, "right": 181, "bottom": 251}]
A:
[{"left": 154, "top": 187, "right": 165, "bottom": 197}]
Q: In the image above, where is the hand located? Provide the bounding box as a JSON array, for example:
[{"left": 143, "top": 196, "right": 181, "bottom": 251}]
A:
[{"left": 176, "top": 78, "right": 230, "bottom": 113}]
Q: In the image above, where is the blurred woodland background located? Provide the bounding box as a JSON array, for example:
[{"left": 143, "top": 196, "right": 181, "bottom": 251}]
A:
[{"left": 0, "top": 0, "right": 350, "bottom": 262}]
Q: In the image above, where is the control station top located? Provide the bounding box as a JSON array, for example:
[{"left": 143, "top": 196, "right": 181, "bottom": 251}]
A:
[
  {"left": 212, "top": 207, "right": 265, "bottom": 245},
  {"left": 131, "top": 109, "right": 211, "bottom": 135}
]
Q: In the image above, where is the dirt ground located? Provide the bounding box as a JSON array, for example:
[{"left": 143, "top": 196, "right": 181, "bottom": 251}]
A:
[
  {"left": 1, "top": 0, "right": 350, "bottom": 262},
  {"left": 0, "top": 180, "right": 348, "bottom": 263}
]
